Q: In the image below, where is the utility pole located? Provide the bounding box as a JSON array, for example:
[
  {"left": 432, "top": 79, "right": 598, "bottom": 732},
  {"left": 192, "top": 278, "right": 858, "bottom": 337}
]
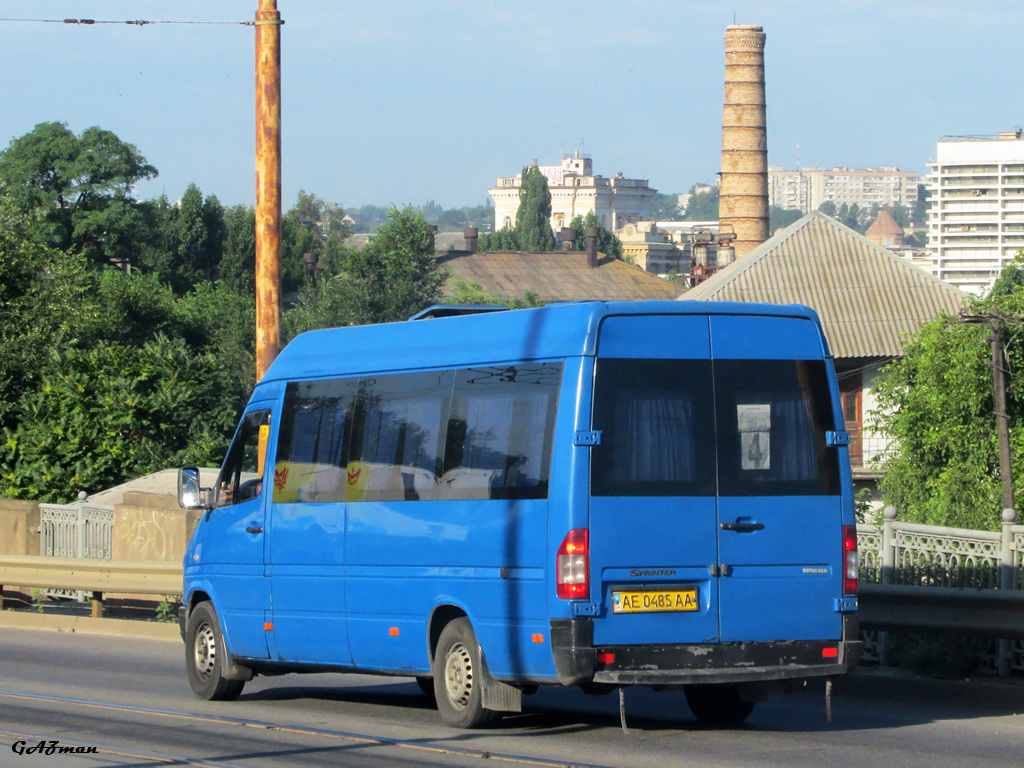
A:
[
  {"left": 962, "top": 311, "right": 1015, "bottom": 512},
  {"left": 990, "top": 317, "right": 1014, "bottom": 512},
  {"left": 255, "top": 0, "right": 283, "bottom": 380}
]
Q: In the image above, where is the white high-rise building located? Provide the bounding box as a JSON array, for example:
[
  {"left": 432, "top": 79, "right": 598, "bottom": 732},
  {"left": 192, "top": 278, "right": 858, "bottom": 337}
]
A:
[{"left": 927, "top": 130, "right": 1024, "bottom": 295}]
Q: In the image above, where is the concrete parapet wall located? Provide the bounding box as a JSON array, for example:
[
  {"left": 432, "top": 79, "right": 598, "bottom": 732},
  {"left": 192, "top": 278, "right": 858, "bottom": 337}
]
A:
[
  {"left": 0, "top": 500, "right": 41, "bottom": 602},
  {"left": 112, "top": 492, "right": 199, "bottom": 563},
  {"left": 0, "top": 500, "right": 40, "bottom": 556}
]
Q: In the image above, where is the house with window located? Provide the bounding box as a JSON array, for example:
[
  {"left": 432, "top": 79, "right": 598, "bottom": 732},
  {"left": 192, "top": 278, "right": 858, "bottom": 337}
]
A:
[{"left": 682, "top": 211, "right": 967, "bottom": 490}]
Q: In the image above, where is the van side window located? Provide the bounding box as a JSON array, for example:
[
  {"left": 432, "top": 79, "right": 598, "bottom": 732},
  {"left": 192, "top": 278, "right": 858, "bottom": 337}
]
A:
[
  {"left": 216, "top": 410, "right": 271, "bottom": 508},
  {"left": 349, "top": 370, "right": 455, "bottom": 502},
  {"left": 272, "top": 362, "right": 563, "bottom": 504},
  {"left": 273, "top": 379, "right": 358, "bottom": 503},
  {"left": 714, "top": 360, "right": 840, "bottom": 496},
  {"left": 443, "top": 363, "right": 562, "bottom": 500},
  {"left": 591, "top": 359, "right": 717, "bottom": 497}
]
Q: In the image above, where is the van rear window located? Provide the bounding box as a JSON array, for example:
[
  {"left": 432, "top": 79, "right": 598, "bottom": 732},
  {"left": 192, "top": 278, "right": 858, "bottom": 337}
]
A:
[{"left": 591, "top": 359, "right": 839, "bottom": 497}]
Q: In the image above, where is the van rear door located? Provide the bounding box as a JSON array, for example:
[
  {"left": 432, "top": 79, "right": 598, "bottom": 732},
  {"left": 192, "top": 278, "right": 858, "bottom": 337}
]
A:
[
  {"left": 588, "top": 313, "right": 843, "bottom": 648},
  {"left": 589, "top": 315, "right": 720, "bottom": 646},
  {"left": 709, "top": 315, "right": 842, "bottom": 642}
]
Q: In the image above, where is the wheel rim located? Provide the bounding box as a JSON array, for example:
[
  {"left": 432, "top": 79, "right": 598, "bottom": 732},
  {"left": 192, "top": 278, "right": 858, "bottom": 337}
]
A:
[
  {"left": 443, "top": 641, "right": 474, "bottom": 711},
  {"left": 193, "top": 622, "right": 217, "bottom": 682}
]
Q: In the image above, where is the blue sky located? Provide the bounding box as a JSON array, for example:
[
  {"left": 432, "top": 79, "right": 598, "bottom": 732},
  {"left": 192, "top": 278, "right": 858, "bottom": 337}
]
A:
[{"left": 1, "top": 1, "right": 1021, "bottom": 210}]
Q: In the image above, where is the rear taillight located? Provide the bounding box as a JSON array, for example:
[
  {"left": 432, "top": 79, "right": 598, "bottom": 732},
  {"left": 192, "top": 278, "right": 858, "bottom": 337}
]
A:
[
  {"left": 843, "top": 525, "right": 859, "bottom": 594},
  {"left": 557, "top": 529, "right": 589, "bottom": 600}
]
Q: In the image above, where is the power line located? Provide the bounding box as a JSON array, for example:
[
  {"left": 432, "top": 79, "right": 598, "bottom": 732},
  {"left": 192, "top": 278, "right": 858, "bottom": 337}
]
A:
[{"left": 0, "top": 18, "right": 256, "bottom": 26}]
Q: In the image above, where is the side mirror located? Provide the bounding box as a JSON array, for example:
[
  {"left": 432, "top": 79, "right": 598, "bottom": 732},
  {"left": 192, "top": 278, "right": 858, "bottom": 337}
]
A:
[{"left": 178, "top": 466, "right": 213, "bottom": 510}]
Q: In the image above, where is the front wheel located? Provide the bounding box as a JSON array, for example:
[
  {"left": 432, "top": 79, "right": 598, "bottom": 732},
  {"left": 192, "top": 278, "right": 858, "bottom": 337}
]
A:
[
  {"left": 185, "top": 601, "right": 245, "bottom": 701},
  {"left": 432, "top": 618, "right": 500, "bottom": 728},
  {"left": 684, "top": 684, "right": 755, "bottom": 725}
]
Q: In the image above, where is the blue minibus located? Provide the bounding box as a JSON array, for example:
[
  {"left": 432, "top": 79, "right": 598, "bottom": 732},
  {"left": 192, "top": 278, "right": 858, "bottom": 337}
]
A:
[{"left": 177, "top": 300, "right": 861, "bottom": 727}]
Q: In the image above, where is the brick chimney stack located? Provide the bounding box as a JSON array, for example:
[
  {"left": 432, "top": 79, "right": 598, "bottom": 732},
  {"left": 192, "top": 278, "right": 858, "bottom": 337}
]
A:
[
  {"left": 586, "top": 227, "right": 599, "bottom": 268},
  {"left": 719, "top": 25, "right": 769, "bottom": 260},
  {"left": 463, "top": 227, "right": 478, "bottom": 253}
]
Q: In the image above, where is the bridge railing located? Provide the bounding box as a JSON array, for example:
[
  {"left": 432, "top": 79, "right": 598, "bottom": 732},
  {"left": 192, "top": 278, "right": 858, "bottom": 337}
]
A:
[{"left": 857, "top": 506, "right": 1024, "bottom": 676}]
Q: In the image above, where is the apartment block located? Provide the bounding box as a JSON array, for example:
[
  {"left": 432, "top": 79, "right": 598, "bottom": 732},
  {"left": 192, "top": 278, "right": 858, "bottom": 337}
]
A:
[
  {"left": 768, "top": 166, "right": 919, "bottom": 214},
  {"left": 927, "top": 130, "right": 1024, "bottom": 295}
]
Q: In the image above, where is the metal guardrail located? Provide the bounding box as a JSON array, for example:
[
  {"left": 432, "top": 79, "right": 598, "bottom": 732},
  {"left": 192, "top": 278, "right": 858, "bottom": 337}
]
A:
[
  {"left": 859, "top": 583, "right": 1024, "bottom": 641},
  {"left": 0, "top": 555, "right": 182, "bottom": 618},
  {"left": 2, "top": 557, "right": 1022, "bottom": 655}
]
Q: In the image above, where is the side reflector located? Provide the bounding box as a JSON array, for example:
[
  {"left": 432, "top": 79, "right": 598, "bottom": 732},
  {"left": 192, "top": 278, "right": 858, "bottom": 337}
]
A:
[
  {"left": 822, "top": 647, "right": 839, "bottom": 659},
  {"left": 597, "top": 653, "right": 615, "bottom": 664},
  {"left": 389, "top": 627, "right": 400, "bottom": 637},
  {"left": 531, "top": 634, "right": 544, "bottom": 644},
  {"left": 264, "top": 622, "right": 273, "bottom": 631}
]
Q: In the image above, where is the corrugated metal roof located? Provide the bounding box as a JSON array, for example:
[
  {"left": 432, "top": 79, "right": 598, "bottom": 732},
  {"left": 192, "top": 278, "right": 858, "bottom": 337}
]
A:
[
  {"left": 682, "top": 211, "right": 967, "bottom": 359},
  {"left": 437, "top": 250, "right": 682, "bottom": 302}
]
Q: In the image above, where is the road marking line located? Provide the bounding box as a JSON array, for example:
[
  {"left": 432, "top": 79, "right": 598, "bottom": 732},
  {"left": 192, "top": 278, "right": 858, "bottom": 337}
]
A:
[
  {"left": 0, "top": 728, "right": 224, "bottom": 767},
  {"left": 0, "top": 690, "right": 610, "bottom": 768}
]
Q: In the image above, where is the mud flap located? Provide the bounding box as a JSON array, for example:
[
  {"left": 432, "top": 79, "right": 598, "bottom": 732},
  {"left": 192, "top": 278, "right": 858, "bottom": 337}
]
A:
[{"left": 481, "top": 676, "right": 522, "bottom": 712}]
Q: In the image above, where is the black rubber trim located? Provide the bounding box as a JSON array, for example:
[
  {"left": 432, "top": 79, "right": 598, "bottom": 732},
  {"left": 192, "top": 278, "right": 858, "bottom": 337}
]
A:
[
  {"left": 592, "top": 640, "right": 863, "bottom": 685},
  {"left": 549, "top": 618, "right": 595, "bottom": 686}
]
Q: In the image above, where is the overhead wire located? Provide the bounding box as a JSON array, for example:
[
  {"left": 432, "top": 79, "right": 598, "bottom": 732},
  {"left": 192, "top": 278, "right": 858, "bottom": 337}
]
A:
[{"left": 0, "top": 18, "right": 254, "bottom": 26}]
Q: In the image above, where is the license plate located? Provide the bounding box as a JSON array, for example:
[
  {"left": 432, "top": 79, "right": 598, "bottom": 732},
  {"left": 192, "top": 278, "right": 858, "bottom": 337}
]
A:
[{"left": 611, "top": 588, "right": 699, "bottom": 614}]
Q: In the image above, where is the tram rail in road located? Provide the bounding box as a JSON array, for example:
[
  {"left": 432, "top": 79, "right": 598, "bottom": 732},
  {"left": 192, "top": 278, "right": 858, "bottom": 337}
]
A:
[{"left": 1, "top": 627, "right": 1023, "bottom": 768}]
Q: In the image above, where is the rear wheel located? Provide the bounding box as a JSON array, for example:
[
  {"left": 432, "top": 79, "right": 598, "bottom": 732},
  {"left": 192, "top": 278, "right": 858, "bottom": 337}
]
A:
[
  {"left": 684, "top": 684, "right": 755, "bottom": 725},
  {"left": 432, "top": 618, "right": 500, "bottom": 728},
  {"left": 185, "top": 602, "right": 245, "bottom": 701}
]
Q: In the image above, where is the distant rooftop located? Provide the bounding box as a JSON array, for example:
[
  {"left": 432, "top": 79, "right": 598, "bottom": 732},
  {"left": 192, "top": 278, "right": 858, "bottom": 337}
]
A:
[
  {"left": 436, "top": 250, "right": 681, "bottom": 303},
  {"left": 939, "top": 129, "right": 1023, "bottom": 142}
]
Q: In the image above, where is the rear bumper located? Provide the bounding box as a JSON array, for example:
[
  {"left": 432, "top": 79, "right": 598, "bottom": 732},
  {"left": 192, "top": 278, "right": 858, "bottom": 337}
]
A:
[{"left": 550, "top": 615, "right": 862, "bottom": 687}]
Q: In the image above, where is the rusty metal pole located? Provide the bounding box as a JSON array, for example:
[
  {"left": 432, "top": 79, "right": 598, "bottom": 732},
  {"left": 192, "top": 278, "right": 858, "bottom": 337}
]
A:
[
  {"left": 255, "top": 0, "right": 283, "bottom": 380},
  {"left": 990, "top": 318, "right": 1015, "bottom": 513}
]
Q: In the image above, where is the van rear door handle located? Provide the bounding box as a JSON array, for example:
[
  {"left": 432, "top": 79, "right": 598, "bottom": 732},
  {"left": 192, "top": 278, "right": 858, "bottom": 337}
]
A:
[
  {"left": 720, "top": 522, "right": 764, "bottom": 533},
  {"left": 245, "top": 526, "right": 264, "bottom": 534}
]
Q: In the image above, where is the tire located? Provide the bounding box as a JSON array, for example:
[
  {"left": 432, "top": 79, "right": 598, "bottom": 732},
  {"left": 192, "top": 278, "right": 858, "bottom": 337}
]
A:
[
  {"left": 432, "top": 618, "right": 500, "bottom": 728},
  {"left": 185, "top": 601, "right": 245, "bottom": 701},
  {"left": 684, "top": 684, "right": 755, "bottom": 725}
]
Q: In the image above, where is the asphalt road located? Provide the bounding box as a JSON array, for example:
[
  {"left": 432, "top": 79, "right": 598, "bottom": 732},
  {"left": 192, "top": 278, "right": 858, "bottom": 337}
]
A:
[{"left": 0, "top": 627, "right": 1022, "bottom": 767}]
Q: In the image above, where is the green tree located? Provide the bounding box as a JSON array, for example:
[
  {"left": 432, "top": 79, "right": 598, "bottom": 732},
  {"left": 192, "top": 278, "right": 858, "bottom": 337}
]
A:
[
  {"left": 682, "top": 186, "right": 720, "bottom": 221},
  {"left": 845, "top": 203, "right": 862, "bottom": 231},
  {"left": 913, "top": 184, "right": 929, "bottom": 227},
  {"left": 0, "top": 121, "right": 157, "bottom": 268},
  {"left": 768, "top": 206, "right": 803, "bottom": 232},
  {"left": 514, "top": 166, "right": 556, "bottom": 251},
  {"left": 568, "top": 211, "right": 623, "bottom": 260},
  {"left": 0, "top": 336, "right": 232, "bottom": 501},
  {"left": 649, "top": 193, "right": 682, "bottom": 221},
  {"left": 218, "top": 205, "right": 257, "bottom": 296},
  {"left": 818, "top": 201, "right": 837, "bottom": 218},
  {"left": 477, "top": 226, "right": 519, "bottom": 252},
  {"left": 870, "top": 254, "right": 1024, "bottom": 530},
  {"left": 281, "top": 190, "right": 352, "bottom": 292},
  {"left": 286, "top": 208, "right": 447, "bottom": 336}
]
